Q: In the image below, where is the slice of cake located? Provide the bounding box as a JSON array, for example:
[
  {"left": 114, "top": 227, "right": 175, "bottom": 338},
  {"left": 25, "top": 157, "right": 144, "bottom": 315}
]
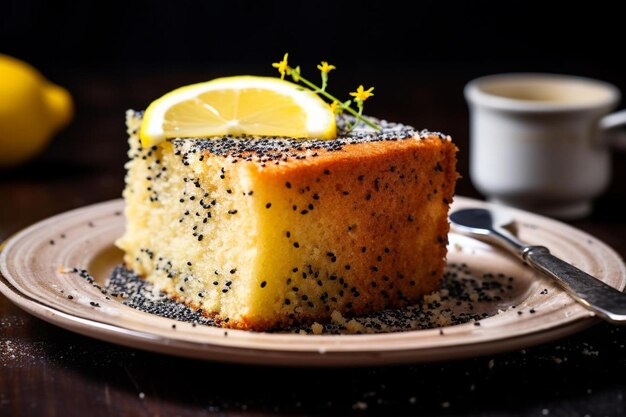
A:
[{"left": 116, "top": 111, "right": 458, "bottom": 330}]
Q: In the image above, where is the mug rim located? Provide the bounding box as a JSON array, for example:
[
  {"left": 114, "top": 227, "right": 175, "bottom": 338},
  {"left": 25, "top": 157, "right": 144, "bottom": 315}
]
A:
[{"left": 464, "top": 73, "right": 620, "bottom": 113}]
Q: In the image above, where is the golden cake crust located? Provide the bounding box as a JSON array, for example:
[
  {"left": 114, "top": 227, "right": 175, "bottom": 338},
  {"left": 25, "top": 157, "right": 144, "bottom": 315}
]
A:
[{"left": 244, "top": 137, "right": 458, "bottom": 328}]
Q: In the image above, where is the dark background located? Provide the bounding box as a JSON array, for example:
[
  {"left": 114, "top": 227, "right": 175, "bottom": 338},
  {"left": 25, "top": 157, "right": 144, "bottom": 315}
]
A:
[
  {"left": 4, "top": 0, "right": 626, "bottom": 74},
  {"left": 4, "top": 0, "right": 626, "bottom": 118},
  {"left": 3, "top": 0, "right": 626, "bottom": 206},
  {"left": 2, "top": 2, "right": 626, "bottom": 417}
]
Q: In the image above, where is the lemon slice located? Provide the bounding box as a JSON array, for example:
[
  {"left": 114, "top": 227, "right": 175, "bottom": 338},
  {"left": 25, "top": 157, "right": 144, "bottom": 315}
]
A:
[{"left": 140, "top": 76, "right": 336, "bottom": 147}]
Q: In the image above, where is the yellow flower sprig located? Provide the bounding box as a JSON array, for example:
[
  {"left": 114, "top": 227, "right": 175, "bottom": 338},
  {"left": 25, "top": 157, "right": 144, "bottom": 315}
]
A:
[
  {"left": 317, "top": 61, "right": 335, "bottom": 92},
  {"left": 272, "top": 53, "right": 379, "bottom": 131}
]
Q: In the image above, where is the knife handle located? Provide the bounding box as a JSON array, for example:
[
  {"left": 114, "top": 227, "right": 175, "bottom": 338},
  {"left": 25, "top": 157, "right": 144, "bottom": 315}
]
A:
[{"left": 523, "top": 246, "right": 626, "bottom": 323}]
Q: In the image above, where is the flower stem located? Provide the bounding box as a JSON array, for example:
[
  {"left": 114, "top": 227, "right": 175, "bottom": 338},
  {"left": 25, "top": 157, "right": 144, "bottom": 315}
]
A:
[{"left": 290, "top": 69, "right": 380, "bottom": 131}]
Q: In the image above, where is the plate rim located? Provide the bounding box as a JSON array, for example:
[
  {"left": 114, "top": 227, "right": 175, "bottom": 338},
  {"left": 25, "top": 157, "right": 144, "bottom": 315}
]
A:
[
  {"left": 0, "top": 270, "right": 599, "bottom": 366},
  {"left": 0, "top": 196, "right": 623, "bottom": 366}
]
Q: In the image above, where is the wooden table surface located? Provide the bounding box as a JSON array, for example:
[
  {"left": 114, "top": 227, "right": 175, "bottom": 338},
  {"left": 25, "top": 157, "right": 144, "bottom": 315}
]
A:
[{"left": 1, "top": 70, "right": 625, "bottom": 417}]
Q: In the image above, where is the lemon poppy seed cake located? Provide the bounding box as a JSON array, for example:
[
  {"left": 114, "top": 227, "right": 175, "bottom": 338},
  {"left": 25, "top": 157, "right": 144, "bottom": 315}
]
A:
[
  {"left": 116, "top": 74, "right": 458, "bottom": 331},
  {"left": 117, "top": 110, "right": 458, "bottom": 330}
]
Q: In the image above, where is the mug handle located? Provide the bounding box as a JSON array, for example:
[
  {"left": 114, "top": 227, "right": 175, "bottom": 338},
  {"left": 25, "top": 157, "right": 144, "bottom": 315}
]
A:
[{"left": 600, "top": 110, "right": 626, "bottom": 150}]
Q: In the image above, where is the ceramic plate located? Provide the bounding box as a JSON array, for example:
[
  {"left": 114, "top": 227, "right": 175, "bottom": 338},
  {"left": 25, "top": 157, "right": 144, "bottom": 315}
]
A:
[{"left": 1, "top": 197, "right": 624, "bottom": 366}]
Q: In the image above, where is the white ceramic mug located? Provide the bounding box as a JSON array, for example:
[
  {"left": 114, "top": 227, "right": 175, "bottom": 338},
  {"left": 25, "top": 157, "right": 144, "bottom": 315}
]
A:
[{"left": 464, "top": 73, "right": 626, "bottom": 219}]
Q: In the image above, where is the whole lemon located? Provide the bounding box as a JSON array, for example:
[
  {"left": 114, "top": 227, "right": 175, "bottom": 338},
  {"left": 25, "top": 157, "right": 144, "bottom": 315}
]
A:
[{"left": 0, "top": 55, "right": 73, "bottom": 168}]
